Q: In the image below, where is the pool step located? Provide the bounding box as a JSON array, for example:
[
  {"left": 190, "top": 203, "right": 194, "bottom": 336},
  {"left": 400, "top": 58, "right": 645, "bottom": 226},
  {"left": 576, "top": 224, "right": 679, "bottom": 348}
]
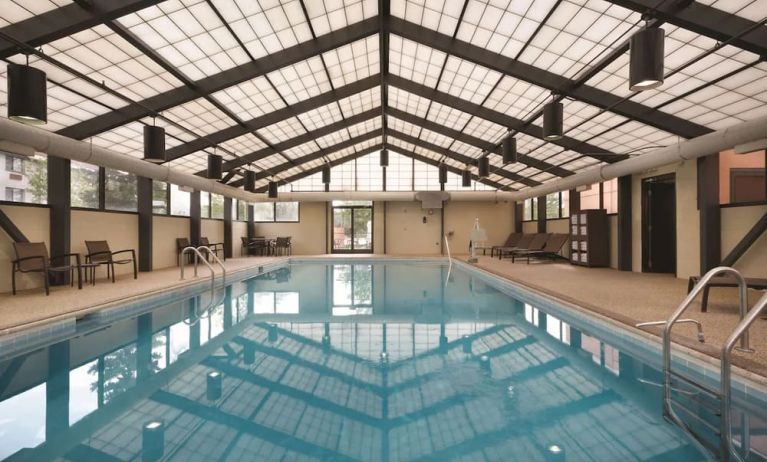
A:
[{"left": 668, "top": 378, "right": 724, "bottom": 459}]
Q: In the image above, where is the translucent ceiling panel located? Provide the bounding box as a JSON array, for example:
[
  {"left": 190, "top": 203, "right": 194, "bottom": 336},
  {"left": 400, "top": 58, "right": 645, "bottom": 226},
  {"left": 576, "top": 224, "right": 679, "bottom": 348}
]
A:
[
  {"left": 257, "top": 117, "right": 307, "bottom": 144},
  {"left": 166, "top": 150, "right": 210, "bottom": 174},
  {"left": 337, "top": 86, "right": 381, "bottom": 117},
  {"left": 322, "top": 36, "right": 379, "bottom": 88},
  {"left": 282, "top": 171, "right": 324, "bottom": 192},
  {"left": 462, "top": 116, "right": 506, "bottom": 143},
  {"left": 0, "top": 0, "right": 73, "bottom": 27},
  {"left": 219, "top": 133, "right": 267, "bottom": 156},
  {"left": 305, "top": 0, "right": 377, "bottom": 36},
  {"left": 211, "top": 0, "right": 312, "bottom": 59},
  {"left": 386, "top": 115, "right": 421, "bottom": 140},
  {"left": 90, "top": 118, "right": 194, "bottom": 158},
  {"left": 392, "top": 0, "right": 464, "bottom": 35},
  {"left": 296, "top": 103, "right": 345, "bottom": 131},
  {"left": 422, "top": 100, "right": 473, "bottom": 132},
  {"left": 566, "top": 108, "right": 678, "bottom": 154},
  {"left": 314, "top": 128, "right": 351, "bottom": 149},
  {"left": 387, "top": 115, "right": 453, "bottom": 149},
  {"left": 282, "top": 140, "right": 319, "bottom": 160},
  {"left": 387, "top": 87, "right": 431, "bottom": 118},
  {"left": 696, "top": 0, "right": 765, "bottom": 22},
  {"left": 267, "top": 56, "right": 331, "bottom": 105},
  {"left": 483, "top": 76, "right": 548, "bottom": 121},
  {"left": 451, "top": 139, "right": 483, "bottom": 159},
  {"left": 518, "top": 0, "right": 640, "bottom": 79},
  {"left": 436, "top": 56, "right": 502, "bottom": 104},
  {"left": 346, "top": 117, "right": 381, "bottom": 138},
  {"left": 163, "top": 97, "right": 237, "bottom": 136},
  {"left": 118, "top": 0, "right": 250, "bottom": 81},
  {"left": 329, "top": 160, "right": 356, "bottom": 191},
  {"left": 389, "top": 35, "right": 447, "bottom": 88},
  {"left": 455, "top": 0, "right": 560, "bottom": 59},
  {"left": 257, "top": 153, "right": 286, "bottom": 170},
  {"left": 209, "top": 75, "right": 286, "bottom": 121}
]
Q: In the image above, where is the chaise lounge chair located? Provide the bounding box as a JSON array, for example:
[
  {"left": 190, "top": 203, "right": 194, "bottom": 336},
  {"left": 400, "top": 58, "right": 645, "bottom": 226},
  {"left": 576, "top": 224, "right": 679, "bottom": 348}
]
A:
[
  {"left": 687, "top": 275, "right": 767, "bottom": 312},
  {"left": 511, "top": 233, "right": 569, "bottom": 264},
  {"left": 490, "top": 233, "right": 521, "bottom": 257},
  {"left": 11, "top": 242, "right": 82, "bottom": 295},
  {"left": 499, "top": 233, "right": 549, "bottom": 260},
  {"left": 85, "top": 240, "right": 137, "bottom": 283},
  {"left": 495, "top": 234, "right": 534, "bottom": 259}
]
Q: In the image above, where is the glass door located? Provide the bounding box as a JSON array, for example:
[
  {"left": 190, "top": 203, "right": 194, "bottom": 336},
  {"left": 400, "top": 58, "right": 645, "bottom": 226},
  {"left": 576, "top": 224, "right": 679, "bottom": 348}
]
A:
[{"left": 332, "top": 201, "right": 373, "bottom": 253}]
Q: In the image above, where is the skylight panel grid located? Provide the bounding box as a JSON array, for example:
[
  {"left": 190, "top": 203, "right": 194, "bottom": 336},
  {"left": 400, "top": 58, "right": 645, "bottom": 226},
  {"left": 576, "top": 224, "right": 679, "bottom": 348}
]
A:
[
  {"left": 220, "top": 133, "right": 267, "bottom": 156},
  {"left": 297, "top": 104, "right": 344, "bottom": 131},
  {"left": 314, "top": 129, "right": 350, "bottom": 149},
  {"left": 424, "top": 102, "right": 473, "bottom": 131},
  {"left": 386, "top": 151, "right": 414, "bottom": 191},
  {"left": 387, "top": 87, "right": 431, "bottom": 118},
  {"left": 167, "top": 150, "right": 209, "bottom": 174},
  {"left": 283, "top": 171, "right": 324, "bottom": 192},
  {"left": 562, "top": 100, "right": 603, "bottom": 131},
  {"left": 696, "top": 0, "right": 765, "bottom": 23},
  {"left": 302, "top": 159, "right": 325, "bottom": 170},
  {"left": 118, "top": 0, "right": 250, "bottom": 81},
  {"left": 38, "top": 82, "right": 112, "bottom": 132},
  {"left": 90, "top": 120, "right": 145, "bottom": 157},
  {"left": 282, "top": 140, "right": 318, "bottom": 160},
  {"left": 436, "top": 57, "right": 501, "bottom": 104},
  {"left": 163, "top": 97, "right": 236, "bottom": 136},
  {"left": 268, "top": 57, "right": 331, "bottom": 106},
  {"left": 0, "top": 0, "right": 72, "bottom": 26},
  {"left": 462, "top": 117, "right": 506, "bottom": 143},
  {"left": 455, "top": 0, "right": 560, "bottom": 59},
  {"left": 323, "top": 36, "right": 379, "bottom": 88},
  {"left": 356, "top": 152, "right": 384, "bottom": 191},
  {"left": 519, "top": 1, "right": 640, "bottom": 80},
  {"left": 346, "top": 117, "right": 382, "bottom": 138},
  {"left": 451, "top": 140, "right": 483, "bottom": 159},
  {"left": 210, "top": 75, "right": 286, "bottom": 121},
  {"left": 306, "top": 0, "right": 377, "bottom": 36},
  {"left": 413, "top": 145, "right": 442, "bottom": 161},
  {"left": 388, "top": 137, "right": 417, "bottom": 153},
  {"left": 418, "top": 129, "right": 454, "bottom": 149},
  {"left": 567, "top": 108, "right": 678, "bottom": 153},
  {"left": 338, "top": 86, "right": 381, "bottom": 117},
  {"left": 387, "top": 116, "right": 421, "bottom": 139},
  {"left": 413, "top": 158, "right": 441, "bottom": 191},
  {"left": 258, "top": 154, "right": 286, "bottom": 170},
  {"left": 329, "top": 161, "right": 356, "bottom": 191},
  {"left": 389, "top": 35, "right": 447, "bottom": 88},
  {"left": 484, "top": 76, "right": 549, "bottom": 117},
  {"left": 212, "top": 0, "right": 313, "bottom": 59},
  {"left": 392, "top": 0, "right": 465, "bottom": 35},
  {"left": 257, "top": 117, "right": 307, "bottom": 144}
]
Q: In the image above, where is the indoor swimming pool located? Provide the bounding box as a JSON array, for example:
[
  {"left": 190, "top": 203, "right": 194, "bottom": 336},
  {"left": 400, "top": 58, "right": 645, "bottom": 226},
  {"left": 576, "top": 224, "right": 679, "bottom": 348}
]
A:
[{"left": 0, "top": 260, "right": 764, "bottom": 461}]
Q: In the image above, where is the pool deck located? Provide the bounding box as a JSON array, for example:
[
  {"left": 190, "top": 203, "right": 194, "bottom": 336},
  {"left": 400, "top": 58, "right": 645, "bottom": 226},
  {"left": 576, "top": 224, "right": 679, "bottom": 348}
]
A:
[{"left": 1, "top": 253, "right": 766, "bottom": 378}]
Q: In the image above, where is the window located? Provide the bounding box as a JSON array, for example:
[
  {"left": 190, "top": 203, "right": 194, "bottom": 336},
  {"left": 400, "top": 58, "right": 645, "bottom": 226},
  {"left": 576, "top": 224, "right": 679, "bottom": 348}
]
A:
[
  {"left": 104, "top": 168, "right": 137, "bottom": 211},
  {"left": 579, "top": 184, "right": 600, "bottom": 210},
  {"left": 71, "top": 161, "right": 99, "bottom": 209},
  {"left": 387, "top": 152, "right": 413, "bottom": 191},
  {"left": 579, "top": 179, "right": 618, "bottom": 214},
  {"left": 237, "top": 200, "right": 247, "bottom": 221},
  {"left": 5, "top": 155, "right": 22, "bottom": 173},
  {"left": 544, "top": 191, "right": 570, "bottom": 219},
  {"left": 5, "top": 187, "right": 23, "bottom": 202},
  {"left": 152, "top": 181, "right": 168, "bottom": 214},
  {"left": 210, "top": 193, "right": 224, "bottom": 219},
  {"left": 523, "top": 197, "right": 538, "bottom": 221},
  {"left": 254, "top": 202, "right": 299, "bottom": 222},
  {"left": 170, "top": 184, "right": 190, "bottom": 216},
  {"left": 201, "top": 192, "right": 210, "bottom": 218},
  {"left": 720, "top": 149, "right": 766, "bottom": 205},
  {"left": 413, "top": 161, "right": 441, "bottom": 191}
]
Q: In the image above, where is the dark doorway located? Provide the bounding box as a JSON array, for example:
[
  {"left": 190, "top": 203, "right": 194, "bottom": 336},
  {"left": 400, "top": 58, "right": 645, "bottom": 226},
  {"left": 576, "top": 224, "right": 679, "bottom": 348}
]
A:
[{"left": 642, "top": 173, "right": 676, "bottom": 274}]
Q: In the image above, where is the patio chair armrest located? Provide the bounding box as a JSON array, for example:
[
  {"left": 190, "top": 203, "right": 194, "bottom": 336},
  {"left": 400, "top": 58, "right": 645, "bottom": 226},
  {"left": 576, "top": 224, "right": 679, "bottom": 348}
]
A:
[
  {"left": 111, "top": 249, "right": 136, "bottom": 260},
  {"left": 50, "top": 252, "right": 81, "bottom": 267},
  {"left": 12, "top": 255, "right": 48, "bottom": 270},
  {"left": 86, "top": 250, "right": 112, "bottom": 262}
]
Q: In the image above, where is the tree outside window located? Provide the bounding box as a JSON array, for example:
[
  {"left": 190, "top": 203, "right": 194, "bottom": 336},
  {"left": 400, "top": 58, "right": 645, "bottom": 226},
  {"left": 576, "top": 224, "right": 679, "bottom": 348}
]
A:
[
  {"left": 105, "top": 169, "right": 137, "bottom": 212},
  {"left": 152, "top": 181, "right": 168, "bottom": 214},
  {"left": 71, "top": 161, "right": 99, "bottom": 208}
]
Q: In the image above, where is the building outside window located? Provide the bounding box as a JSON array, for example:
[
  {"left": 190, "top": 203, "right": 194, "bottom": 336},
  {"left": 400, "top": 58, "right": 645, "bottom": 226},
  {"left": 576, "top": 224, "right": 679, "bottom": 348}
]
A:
[
  {"left": 0, "top": 152, "right": 47, "bottom": 204},
  {"left": 5, "top": 187, "right": 23, "bottom": 202}
]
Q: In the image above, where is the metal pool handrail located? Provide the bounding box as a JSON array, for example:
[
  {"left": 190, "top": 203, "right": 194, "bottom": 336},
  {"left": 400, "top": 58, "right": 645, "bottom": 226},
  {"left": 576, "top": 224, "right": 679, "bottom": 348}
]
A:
[
  {"left": 180, "top": 246, "right": 217, "bottom": 294},
  {"left": 721, "top": 291, "right": 767, "bottom": 462},
  {"left": 197, "top": 245, "right": 226, "bottom": 288},
  {"left": 443, "top": 234, "right": 452, "bottom": 288}
]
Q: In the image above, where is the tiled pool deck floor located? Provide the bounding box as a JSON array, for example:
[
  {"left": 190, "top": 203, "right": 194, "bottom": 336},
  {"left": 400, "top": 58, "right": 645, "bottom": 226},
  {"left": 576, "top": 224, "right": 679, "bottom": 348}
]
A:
[{"left": 1, "top": 254, "right": 765, "bottom": 378}]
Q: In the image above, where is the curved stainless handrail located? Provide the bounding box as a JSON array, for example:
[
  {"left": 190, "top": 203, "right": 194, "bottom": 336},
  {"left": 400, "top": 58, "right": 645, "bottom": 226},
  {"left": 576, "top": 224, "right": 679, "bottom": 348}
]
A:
[
  {"left": 443, "top": 234, "right": 452, "bottom": 288},
  {"left": 721, "top": 291, "right": 767, "bottom": 462},
  {"left": 197, "top": 245, "right": 226, "bottom": 288}
]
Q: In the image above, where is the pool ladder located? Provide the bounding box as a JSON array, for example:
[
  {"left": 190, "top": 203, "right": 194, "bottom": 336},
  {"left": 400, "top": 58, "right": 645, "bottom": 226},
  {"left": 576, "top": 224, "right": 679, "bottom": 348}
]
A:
[
  {"left": 179, "top": 246, "right": 227, "bottom": 326},
  {"left": 636, "top": 266, "right": 767, "bottom": 461}
]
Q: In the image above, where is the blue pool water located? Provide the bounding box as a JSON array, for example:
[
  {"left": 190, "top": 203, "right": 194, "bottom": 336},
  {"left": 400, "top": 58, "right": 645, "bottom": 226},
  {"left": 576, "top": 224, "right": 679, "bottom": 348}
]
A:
[{"left": 0, "top": 260, "right": 764, "bottom": 461}]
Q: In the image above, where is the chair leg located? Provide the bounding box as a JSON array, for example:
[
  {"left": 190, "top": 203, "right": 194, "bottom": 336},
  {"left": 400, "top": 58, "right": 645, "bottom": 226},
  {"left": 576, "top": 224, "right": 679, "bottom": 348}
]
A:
[
  {"left": 132, "top": 258, "right": 137, "bottom": 279},
  {"left": 12, "top": 270, "right": 16, "bottom": 295},
  {"left": 111, "top": 262, "right": 116, "bottom": 283},
  {"left": 701, "top": 286, "right": 710, "bottom": 312},
  {"left": 44, "top": 273, "right": 49, "bottom": 296}
]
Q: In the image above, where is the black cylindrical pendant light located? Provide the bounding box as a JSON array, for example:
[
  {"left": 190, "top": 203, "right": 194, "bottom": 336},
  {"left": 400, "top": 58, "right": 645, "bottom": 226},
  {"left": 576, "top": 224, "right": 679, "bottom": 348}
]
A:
[
  {"left": 380, "top": 148, "right": 389, "bottom": 167},
  {"left": 244, "top": 170, "right": 256, "bottom": 192},
  {"left": 438, "top": 163, "right": 448, "bottom": 184},
  {"left": 629, "top": 27, "right": 665, "bottom": 91},
  {"left": 502, "top": 136, "right": 517, "bottom": 164},
  {"left": 268, "top": 181, "right": 278, "bottom": 198},
  {"left": 462, "top": 169, "right": 471, "bottom": 187},
  {"left": 478, "top": 156, "right": 489, "bottom": 177},
  {"left": 143, "top": 125, "right": 165, "bottom": 163},
  {"left": 7, "top": 63, "right": 47, "bottom": 125},
  {"left": 207, "top": 153, "right": 223, "bottom": 180},
  {"left": 542, "top": 101, "right": 563, "bottom": 141},
  {"left": 322, "top": 163, "right": 331, "bottom": 184}
]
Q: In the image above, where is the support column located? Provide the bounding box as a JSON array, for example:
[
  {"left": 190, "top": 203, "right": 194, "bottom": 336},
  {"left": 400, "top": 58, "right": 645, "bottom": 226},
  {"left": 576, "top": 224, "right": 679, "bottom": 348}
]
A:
[
  {"left": 46, "top": 340, "right": 70, "bottom": 440},
  {"left": 569, "top": 188, "right": 579, "bottom": 216},
  {"left": 190, "top": 190, "right": 201, "bottom": 246},
  {"left": 247, "top": 205, "right": 255, "bottom": 240},
  {"left": 537, "top": 196, "right": 546, "bottom": 233},
  {"left": 137, "top": 177, "right": 153, "bottom": 271},
  {"left": 514, "top": 202, "right": 523, "bottom": 233},
  {"left": 698, "top": 154, "right": 721, "bottom": 274},
  {"left": 47, "top": 157, "right": 71, "bottom": 286},
  {"left": 617, "top": 175, "right": 632, "bottom": 271},
  {"left": 224, "top": 197, "right": 233, "bottom": 259}
]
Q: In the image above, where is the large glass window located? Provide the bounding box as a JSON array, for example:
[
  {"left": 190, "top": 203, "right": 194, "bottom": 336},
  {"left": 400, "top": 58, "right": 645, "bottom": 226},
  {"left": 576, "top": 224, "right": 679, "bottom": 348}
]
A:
[
  {"left": 387, "top": 151, "right": 413, "bottom": 191},
  {"left": 237, "top": 200, "right": 247, "bottom": 221},
  {"left": 71, "top": 161, "right": 99, "bottom": 208},
  {"left": 0, "top": 153, "right": 47, "bottom": 204},
  {"left": 253, "top": 202, "right": 275, "bottom": 222},
  {"left": 152, "top": 181, "right": 168, "bottom": 214},
  {"left": 210, "top": 193, "right": 224, "bottom": 219},
  {"left": 413, "top": 160, "right": 441, "bottom": 191},
  {"left": 544, "top": 191, "right": 570, "bottom": 219},
  {"left": 254, "top": 202, "right": 299, "bottom": 222},
  {"left": 201, "top": 192, "right": 210, "bottom": 218},
  {"left": 105, "top": 168, "right": 137, "bottom": 211},
  {"left": 523, "top": 197, "right": 538, "bottom": 221},
  {"left": 356, "top": 155, "right": 383, "bottom": 191},
  {"left": 170, "top": 184, "right": 190, "bottom": 216},
  {"left": 720, "top": 149, "right": 766, "bottom": 205},
  {"left": 579, "top": 179, "right": 618, "bottom": 214},
  {"left": 579, "top": 184, "right": 600, "bottom": 210}
]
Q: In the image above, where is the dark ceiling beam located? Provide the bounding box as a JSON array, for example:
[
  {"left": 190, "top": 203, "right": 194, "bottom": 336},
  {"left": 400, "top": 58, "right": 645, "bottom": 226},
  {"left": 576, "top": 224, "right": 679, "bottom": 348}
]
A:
[
  {"left": 388, "top": 75, "right": 624, "bottom": 163},
  {"left": 387, "top": 107, "right": 574, "bottom": 178},
  {"left": 379, "top": 0, "right": 390, "bottom": 146},
  {"left": 389, "top": 17, "right": 711, "bottom": 139},
  {"left": 57, "top": 17, "right": 379, "bottom": 140},
  {"left": 0, "top": 0, "right": 162, "bottom": 59},
  {"left": 387, "top": 145, "right": 508, "bottom": 190},
  {"left": 164, "top": 75, "right": 379, "bottom": 161},
  {"left": 604, "top": 0, "right": 767, "bottom": 57},
  {"left": 200, "top": 108, "right": 380, "bottom": 174},
  {"left": 253, "top": 144, "right": 383, "bottom": 192},
  {"left": 231, "top": 131, "right": 381, "bottom": 186},
  {"left": 388, "top": 129, "right": 539, "bottom": 187}
]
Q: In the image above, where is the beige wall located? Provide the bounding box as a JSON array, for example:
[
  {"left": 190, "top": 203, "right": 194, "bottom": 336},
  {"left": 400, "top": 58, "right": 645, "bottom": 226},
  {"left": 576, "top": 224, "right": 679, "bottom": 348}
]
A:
[
  {"left": 522, "top": 221, "right": 538, "bottom": 234},
  {"left": 153, "top": 215, "right": 189, "bottom": 269},
  {"left": 373, "top": 201, "right": 385, "bottom": 254},
  {"left": 71, "top": 210, "right": 139, "bottom": 278},
  {"left": 385, "top": 201, "right": 442, "bottom": 255},
  {"left": 721, "top": 204, "right": 767, "bottom": 277},
  {"left": 444, "top": 201, "right": 514, "bottom": 255},
  {"left": 232, "top": 221, "right": 248, "bottom": 257},
  {"left": 0, "top": 204, "right": 50, "bottom": 293},
  {"left": 256, "top": 201, "right": 326, "bottom": 255},
  {"left": 201, "top": 219, "right": 224, "bottom": 245},
  {"left": 608, "top": 215, "right": 618, "bottom": 269}
]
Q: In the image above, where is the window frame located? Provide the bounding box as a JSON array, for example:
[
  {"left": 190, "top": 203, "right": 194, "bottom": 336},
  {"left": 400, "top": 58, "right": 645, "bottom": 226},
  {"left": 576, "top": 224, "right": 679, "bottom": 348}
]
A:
[{"left": 253, "top": 202, "right": 300, "bottom": 223}]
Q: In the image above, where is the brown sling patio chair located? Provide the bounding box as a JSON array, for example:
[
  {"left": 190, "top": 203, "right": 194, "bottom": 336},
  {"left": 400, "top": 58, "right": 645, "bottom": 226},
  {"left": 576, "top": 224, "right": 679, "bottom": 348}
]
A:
[
  {"left": 495, "top": 234, "right": 534, "bottom": 260},
  {"left": 511, "top": 233, "right": 569, "bottom": 264},
  {"left": 177, "top": 238, "right": 194, "bottom": 265},
  {"left": 11, "top": 242, "right": 82, "bottom": 295},
  {"left": 490, "top": 233, "right": 522, "bottom": 257},
  {"left": 199, "top": 237, "right": 225, "bottom": 261},
  {"left": 85, "top": 240, "right": 137, "bottom": 283},
  {"left": 498, "top": 233, "right": 549, "bottom": 260}
]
